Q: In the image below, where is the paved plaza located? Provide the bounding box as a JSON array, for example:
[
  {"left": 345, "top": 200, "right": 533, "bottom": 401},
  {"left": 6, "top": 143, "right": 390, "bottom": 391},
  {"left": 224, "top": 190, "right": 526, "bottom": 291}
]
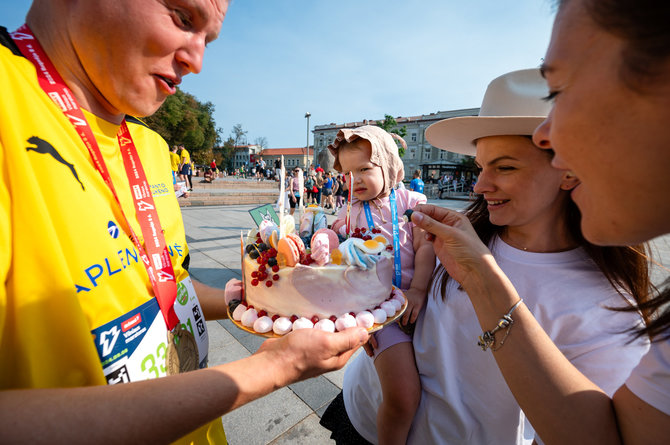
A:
[{"left": 182, "top": 194, "right": 669, "bottom": 444}]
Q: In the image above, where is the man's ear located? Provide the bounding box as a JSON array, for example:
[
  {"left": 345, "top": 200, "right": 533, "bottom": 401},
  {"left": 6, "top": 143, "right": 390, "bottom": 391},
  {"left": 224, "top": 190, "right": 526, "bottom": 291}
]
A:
[{"left": 560, "top": 171, "right": 580, "bottom": 190}]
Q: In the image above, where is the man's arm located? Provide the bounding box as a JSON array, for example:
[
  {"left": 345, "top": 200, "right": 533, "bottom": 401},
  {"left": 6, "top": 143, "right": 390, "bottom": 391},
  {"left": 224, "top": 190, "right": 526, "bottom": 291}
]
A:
[
  {"left": 0, "top": 326, "right": 368, "bottom": 444},
  {"left": 192, "top": 278, "right": 229, "bottom": 320}
]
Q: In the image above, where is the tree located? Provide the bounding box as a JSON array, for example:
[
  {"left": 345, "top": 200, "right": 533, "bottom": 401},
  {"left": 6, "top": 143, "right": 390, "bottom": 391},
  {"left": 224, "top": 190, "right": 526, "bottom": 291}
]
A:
[
  {"left": 254, "top": 136, "right": 268, "bottom": 149},
  {"left": 231, "top": 124, "right": 248, "bottom": 147},
  {"left": 144, "top": 88, "right": 219, "bottom": 164},
  {"left": 221, "top": 136, "right": 236, "bottom": 170},
  {"left": 376, "top": 114, "right": 408, "bottom": 157}
]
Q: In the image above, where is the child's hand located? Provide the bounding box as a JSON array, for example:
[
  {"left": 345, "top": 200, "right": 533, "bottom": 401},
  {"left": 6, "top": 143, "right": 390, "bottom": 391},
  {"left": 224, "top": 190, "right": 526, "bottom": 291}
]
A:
[
  {"left": 363, "top": 334, "right": 378, "bottom": 357},
  {"left": 401, "top": 287, "right": 426, "bottom": 326}
]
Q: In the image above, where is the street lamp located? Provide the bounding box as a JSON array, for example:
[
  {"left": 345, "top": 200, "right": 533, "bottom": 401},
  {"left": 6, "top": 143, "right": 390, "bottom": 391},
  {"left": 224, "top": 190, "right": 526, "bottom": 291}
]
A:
[{"left": 304, "top": 112, "right": 311, "bottom": 169}]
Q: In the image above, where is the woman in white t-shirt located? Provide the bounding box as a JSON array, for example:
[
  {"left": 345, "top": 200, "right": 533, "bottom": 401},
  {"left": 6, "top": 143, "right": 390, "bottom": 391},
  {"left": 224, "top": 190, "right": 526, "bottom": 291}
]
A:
[
  {"left": 321, "top": 69, "right": 653, "bottom": 445},
  {"left": 407, "top": 1, "right": 670, "bottom": 443}
]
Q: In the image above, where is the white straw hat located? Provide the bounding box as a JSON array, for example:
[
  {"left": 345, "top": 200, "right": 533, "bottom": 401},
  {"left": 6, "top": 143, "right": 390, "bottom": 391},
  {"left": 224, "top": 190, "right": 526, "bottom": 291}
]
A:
[{"left": 425, "top": 68, "right": 550, "bottom": 156}]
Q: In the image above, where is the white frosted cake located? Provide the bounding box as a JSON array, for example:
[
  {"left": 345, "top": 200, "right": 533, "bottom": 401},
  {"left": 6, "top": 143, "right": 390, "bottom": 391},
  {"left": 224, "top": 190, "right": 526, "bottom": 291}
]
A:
[{"left": 230, "top": 207, "right": 405, "bottom": 336}]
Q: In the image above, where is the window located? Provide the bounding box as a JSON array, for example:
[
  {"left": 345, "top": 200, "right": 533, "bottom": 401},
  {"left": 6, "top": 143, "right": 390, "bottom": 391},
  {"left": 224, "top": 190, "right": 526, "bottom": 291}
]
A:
[{"left": 411, "top": 132, "right": 417, "bottom": 142}]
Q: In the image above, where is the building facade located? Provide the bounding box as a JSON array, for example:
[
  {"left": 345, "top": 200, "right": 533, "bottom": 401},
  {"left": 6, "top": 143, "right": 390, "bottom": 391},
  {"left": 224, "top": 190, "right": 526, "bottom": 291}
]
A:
[
  {"left": 312, "top": 108, "right": 479, "bottom": 182},
  {"left": 259, "top": 147, "right": 314, "bottom": 171},
  {"left": 231, "top": 144, "right": 261, "bottom": 170}
]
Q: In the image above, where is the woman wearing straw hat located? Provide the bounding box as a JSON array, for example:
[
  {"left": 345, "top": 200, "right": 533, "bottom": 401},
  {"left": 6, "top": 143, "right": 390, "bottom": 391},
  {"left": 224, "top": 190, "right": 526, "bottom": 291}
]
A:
[
  {"left": 323, "top": 69, "right": 651, "bottom": 445},
  {"left": 412, "top": 1, "right": 670, "bottom": 443}
]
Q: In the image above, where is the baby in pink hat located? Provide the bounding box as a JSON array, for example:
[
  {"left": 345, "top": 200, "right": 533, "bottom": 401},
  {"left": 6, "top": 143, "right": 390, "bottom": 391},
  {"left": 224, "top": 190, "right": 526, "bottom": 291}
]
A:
[{"left": 329, "top": 125, "right": 435, "bottom": 444}]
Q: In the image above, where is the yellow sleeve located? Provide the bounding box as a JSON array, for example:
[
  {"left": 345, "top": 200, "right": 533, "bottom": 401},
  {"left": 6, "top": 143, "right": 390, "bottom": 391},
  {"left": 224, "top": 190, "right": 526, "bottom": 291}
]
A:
[{"left": 0, "top": 138, "right": 9, "bottom": 347}]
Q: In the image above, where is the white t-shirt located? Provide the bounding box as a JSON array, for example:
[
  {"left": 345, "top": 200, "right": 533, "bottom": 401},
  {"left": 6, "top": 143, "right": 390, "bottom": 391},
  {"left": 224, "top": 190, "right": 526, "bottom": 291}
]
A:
[
  {"left": 343, "top": 237, "right": 649, "bottom": 444},
  {"left": 625, "top": 338, "right": 670, "bottom": 415}
]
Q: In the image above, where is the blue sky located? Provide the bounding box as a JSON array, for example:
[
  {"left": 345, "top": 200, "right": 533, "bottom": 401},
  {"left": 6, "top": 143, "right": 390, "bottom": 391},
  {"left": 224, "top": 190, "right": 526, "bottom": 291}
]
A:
[{"left": 3, "top": 1, "right": 556, "bottom": 148}]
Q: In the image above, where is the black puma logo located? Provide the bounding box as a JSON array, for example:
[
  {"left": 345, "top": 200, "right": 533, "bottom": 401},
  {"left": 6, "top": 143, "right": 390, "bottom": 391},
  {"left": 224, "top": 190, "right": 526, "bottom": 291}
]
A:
[{"left": 26, "top": 136, "right": 85, "bottom": 191}]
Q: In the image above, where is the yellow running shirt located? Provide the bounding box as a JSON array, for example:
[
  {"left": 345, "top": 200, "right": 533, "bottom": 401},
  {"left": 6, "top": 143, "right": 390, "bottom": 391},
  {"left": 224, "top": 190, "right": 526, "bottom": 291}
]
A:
[
  {"left": 171, "top": 150, "right": 181, "bottom": 173},
  {"left": 0, "top": 30, "right": 225, "bottom": 444},
  {"left": 180, "top": 148, "right": 191, "bottom": 166}
]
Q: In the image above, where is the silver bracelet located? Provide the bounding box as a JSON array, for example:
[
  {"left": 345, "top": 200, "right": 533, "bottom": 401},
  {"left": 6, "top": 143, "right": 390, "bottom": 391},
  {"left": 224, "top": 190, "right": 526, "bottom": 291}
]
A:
[{"left": 477, "top": 299, "right": 523, "bottom": 352}]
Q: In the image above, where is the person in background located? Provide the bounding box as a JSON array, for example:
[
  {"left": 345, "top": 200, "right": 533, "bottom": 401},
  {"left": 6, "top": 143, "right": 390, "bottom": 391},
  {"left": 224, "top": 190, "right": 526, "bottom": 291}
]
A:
[
  {"left": 305, "top": 173, "right": 316, "bottom": 204},
  {"left": 189, "top": 159, "right": 195, "bottom": 191},
  {"left": 334, "top": 174, "right": 346, "bottom": 212},
  {"left": 274, "top": 158, "right": 281, "bottom": 181},
  {"left": 178, "top": 144, "right": 191, "bottom": 190},
  {"left": 210, "top": 158, "right": 217, "bottom": 178},
  {"left": 288, "top": 167, "right": 302, "bottom": 216},
  {"left": 322, "top": 171, "right": 335, "bottom": 210},
  {"left": 409, "top": 169, "right": 424, "bottom": 194},
  {"left": 0, "top": 1, "right": 369, "bottom": 443},
  {"left": 410, "top": 1, "right": 670, "bottom": 442},
  {"left": 315, "top": 170, "right": 324, "bottom": 205},
  {"left": 170, "top": 145, "right": 180, "bottom": 183},
  {"left": 259, "top": 157, "right": 266, "bottom": 181}
]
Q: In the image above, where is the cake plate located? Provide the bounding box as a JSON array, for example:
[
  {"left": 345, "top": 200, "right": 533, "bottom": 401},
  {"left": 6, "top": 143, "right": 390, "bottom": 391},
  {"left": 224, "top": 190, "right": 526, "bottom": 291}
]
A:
[{"left": 227, "top": 288, "right": 408, "bottom": 339}]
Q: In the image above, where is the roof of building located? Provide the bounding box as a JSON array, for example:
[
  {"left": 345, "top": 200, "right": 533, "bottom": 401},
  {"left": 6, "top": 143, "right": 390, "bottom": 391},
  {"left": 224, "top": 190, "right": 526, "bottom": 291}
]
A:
[
  {"left": 313, "top": 108, "right": 480, "bottom": 131},
  {"left": 260, "top": 147, "right": 314, "bottom": 156}
]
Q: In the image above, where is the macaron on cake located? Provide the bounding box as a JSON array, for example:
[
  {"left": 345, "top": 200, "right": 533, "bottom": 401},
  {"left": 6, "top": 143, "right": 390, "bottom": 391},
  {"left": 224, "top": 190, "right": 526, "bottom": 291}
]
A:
[{"left": 232, "top": 212, "right": 406, "bottom": 337}]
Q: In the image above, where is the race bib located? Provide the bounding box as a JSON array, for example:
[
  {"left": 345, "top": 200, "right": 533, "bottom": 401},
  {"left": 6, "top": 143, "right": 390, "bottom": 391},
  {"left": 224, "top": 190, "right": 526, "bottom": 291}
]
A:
[{"left": 91, "top": 277, "right": 209, "bottom": 384}]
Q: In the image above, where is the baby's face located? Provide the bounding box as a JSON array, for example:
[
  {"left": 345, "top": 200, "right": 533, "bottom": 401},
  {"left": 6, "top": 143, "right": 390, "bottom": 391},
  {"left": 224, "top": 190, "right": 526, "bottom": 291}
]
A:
[{"left": 338, "top": 140, "right": 385, "bottom": 201}]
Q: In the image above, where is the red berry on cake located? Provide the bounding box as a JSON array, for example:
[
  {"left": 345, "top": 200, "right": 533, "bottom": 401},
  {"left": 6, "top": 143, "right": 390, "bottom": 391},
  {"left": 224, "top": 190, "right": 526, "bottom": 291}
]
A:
[
  {"left": 311, "top": 316, "right": 319, "bottom": 324},
  {"left": 271, "top": 314, "right": 279, "bottom": 321},
  {"left": 265, "top": 280, "right": 273, "bottom": 287},
  {"left": 272, "top": 274, "right": 279, "bottom": 281},
  {"left": 251, "top": 279, "right": 259, "bottom": 286},
  {"left": 329, "top": 315, "right": 337, "bottom": 322},
  {"left": 290, "top": 315, "right": 298, "bottom": 322},
  {"left": 258, "top": 310, "right": 267, "bottom": 317},
  {"left": 272, "top": 265, "right": 279, "bottom": 273},
  {"left": 251, "top": 271, "right": 258, "bottom": 278}
]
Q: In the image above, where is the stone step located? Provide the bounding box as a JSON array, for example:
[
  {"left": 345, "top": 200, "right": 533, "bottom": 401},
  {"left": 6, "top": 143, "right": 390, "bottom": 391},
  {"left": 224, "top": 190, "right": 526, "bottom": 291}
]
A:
[
  {"left": 178, "top": 194, "right": 276, "bottom": 207},
  {"left": 193, "top": 178, "right": 279, "bottom": 190}
]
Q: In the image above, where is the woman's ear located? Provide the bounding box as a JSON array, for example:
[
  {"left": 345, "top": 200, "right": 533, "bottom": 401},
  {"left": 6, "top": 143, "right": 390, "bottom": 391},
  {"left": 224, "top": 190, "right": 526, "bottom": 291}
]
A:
[{"left": 560, "top": 171, "right": 580, "bottom": 190}]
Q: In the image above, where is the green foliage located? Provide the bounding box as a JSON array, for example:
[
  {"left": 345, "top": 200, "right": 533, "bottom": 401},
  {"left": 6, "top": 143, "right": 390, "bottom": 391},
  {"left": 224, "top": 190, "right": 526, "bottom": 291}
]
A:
[
  {"left": 375, "top": 114, "right": 408, "bottom": 157},
  {"left": 459, "top": 155, "right": 477, "bottom": 170},
  {"left": 214, "top": 136, "right": 237, "bottom": 170},
  {"left": 145, "top": 88, "right": 220, "bottom": 164}
]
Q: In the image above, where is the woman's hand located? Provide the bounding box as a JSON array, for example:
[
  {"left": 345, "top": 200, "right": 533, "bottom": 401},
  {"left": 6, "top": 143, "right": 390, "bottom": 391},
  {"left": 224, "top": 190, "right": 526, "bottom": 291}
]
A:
[{"left": 411, "top": 204, "right": 493, "bottom": 288}]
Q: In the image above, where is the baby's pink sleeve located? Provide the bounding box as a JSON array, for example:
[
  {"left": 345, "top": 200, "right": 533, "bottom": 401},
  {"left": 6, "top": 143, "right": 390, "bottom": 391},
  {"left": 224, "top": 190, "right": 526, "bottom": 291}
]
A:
[
  {"left": 402, "top": 190, "right": 427, "bottom": 230},
  {"left": 408, "top": 190, "right": 427, "bottom": 207}
]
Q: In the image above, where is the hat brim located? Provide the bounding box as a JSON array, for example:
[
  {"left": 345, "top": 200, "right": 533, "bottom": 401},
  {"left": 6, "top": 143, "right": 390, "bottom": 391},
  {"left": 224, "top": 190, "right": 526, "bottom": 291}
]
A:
[{"left": 425, "top": 116, "right": 546, "bottom": 156}]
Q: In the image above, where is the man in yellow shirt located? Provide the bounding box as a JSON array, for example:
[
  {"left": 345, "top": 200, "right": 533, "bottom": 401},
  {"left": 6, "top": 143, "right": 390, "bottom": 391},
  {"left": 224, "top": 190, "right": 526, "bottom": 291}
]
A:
[
  {"left": 0, "top": 1, "right": 368, "bottom": 443},
  {"left": 179, "top": 144, "right": 192, "bottom": 190},
  {"left": 170, "top": 145, "right": 181, "bottom": 182}
]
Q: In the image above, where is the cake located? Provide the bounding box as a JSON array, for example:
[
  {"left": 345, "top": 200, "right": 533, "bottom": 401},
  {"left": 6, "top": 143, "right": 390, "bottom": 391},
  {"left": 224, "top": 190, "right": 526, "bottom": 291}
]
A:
[{"left": 230, "top": 207, "right": 406, "bottom": 336}]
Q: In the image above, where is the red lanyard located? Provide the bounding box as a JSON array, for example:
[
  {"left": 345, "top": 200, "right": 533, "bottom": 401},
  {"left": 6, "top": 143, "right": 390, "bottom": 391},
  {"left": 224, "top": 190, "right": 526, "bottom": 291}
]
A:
[{"left": 12, "top": 25, "right": 180, "bottom": 330}]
